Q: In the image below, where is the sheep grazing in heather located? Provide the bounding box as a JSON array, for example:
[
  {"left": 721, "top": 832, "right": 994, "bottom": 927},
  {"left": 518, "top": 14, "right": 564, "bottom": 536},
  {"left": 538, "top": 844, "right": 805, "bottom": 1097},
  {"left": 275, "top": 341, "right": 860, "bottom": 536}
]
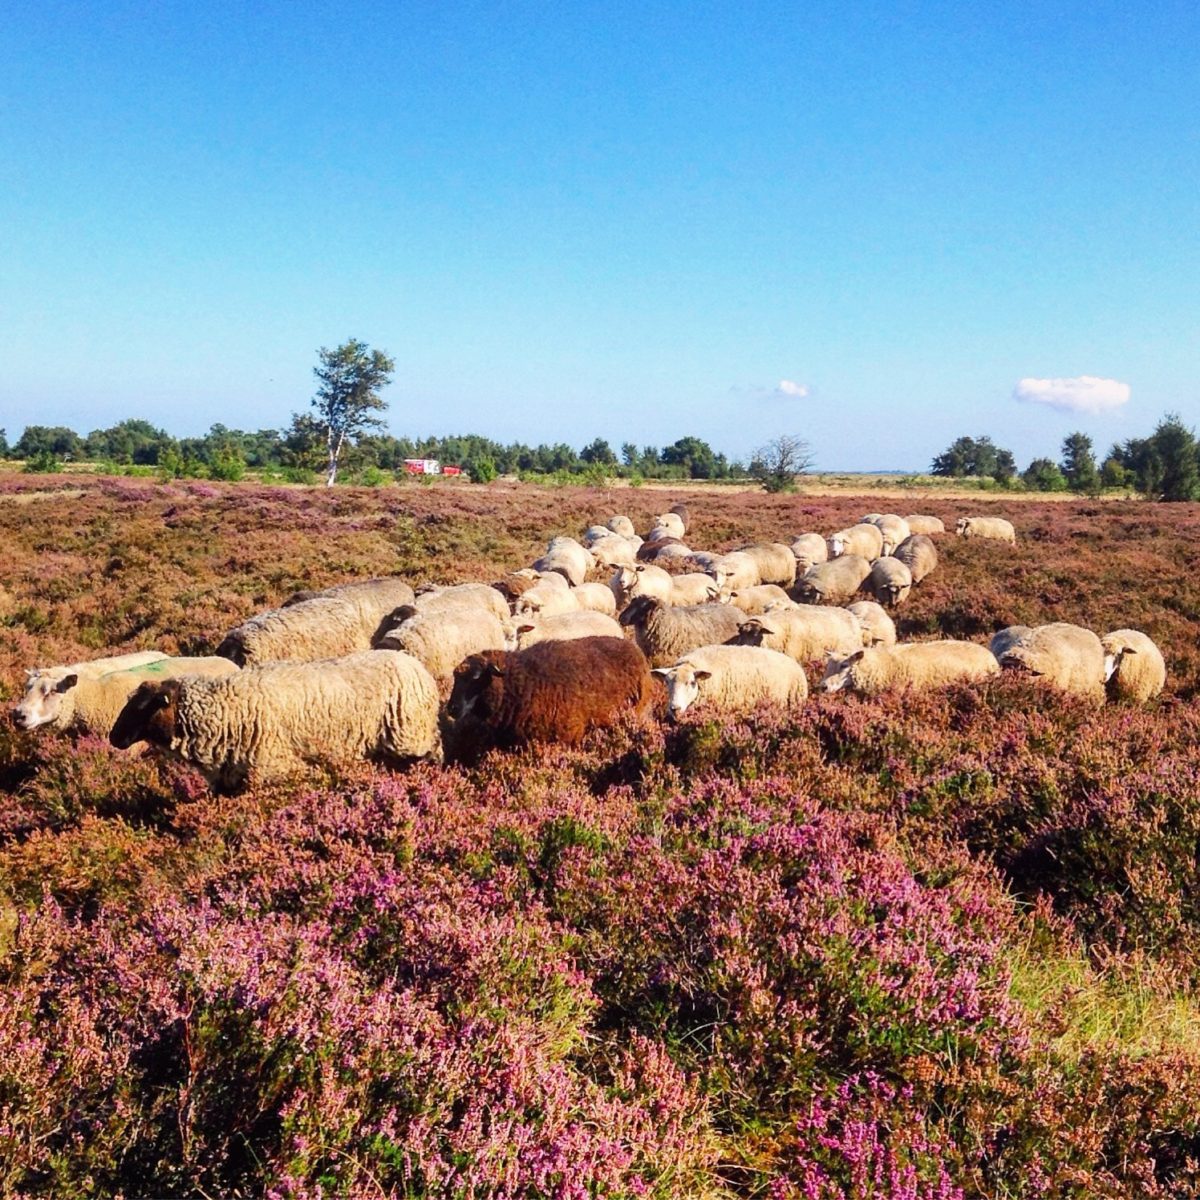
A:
[
  {"left": 110, "top": 650, "right": 441, "bottom": 793},
  {"left": 988, "top": 625, "right": 1032, "bottom": 661},
  {"left": 860, "top": 514, "right": 911, "bottom": 556},
  {"left": 491, "top": 570, "right": 543, "bottom": 606},
  {"left": 863, "top": 557, "right": 913, "bottom": 608},
  {"left": 217, "top": 577, "right": 418, "bottom": 666},
  {"left": 993, "top": 622, "right": 1106, "bottom": 703},
  {"left": 1102, "top": 629, "right": 1167, "bottom": 703},
  {"left": 648, "top": 512, "right": 686, "bottom": 541},
  {"left": 637, "top": 536, "right": 690, "bottom": 562},
  {"left": 606, "top": 515, "right": 636, "bottom": 539},
  {"left": 283, "top": 576, "right": 417, "bottom": 609},
  {"left": 613, "top": 564, "right": 717, "bottom": 608},
  {"left": 820, "top": 641, "right": 1000, "bottom": 695},
  {"left": 374, "top": 604, "right": 512, "bottom": 683},
  {"left": 723, "top": 584, "right": 794, "bottom": 615},
  {"left": 737, "top": 543, "right": 798, "bottom": 588},
  {"left": 789, "top": 533, "right": 829, "bottom": 574},
  {"left": 893, "top": 534, "right": 938, "bottom": 584},
  {"left": 572, "top": 581, "right": 619, "bottom": 616},
  {"left": 513, "top": 573, "right": 579, "bottom": 619},
  {"left": 533, "top": 536, "right": 595, "bottom": 586},
  {"left": 445, "top": 636, "right": 656, "bottom": 754},
  {"left": 588, "top": 534, "right": 639, "bottom": 570},
  {"left": 652, "top": 645, "right": 808, "bottom": 719},
  {"left": 904, "top": 514, "right": 945, "bottom": 535},
  {"left": 828, "top": 524, "right": 883, "bottom": 562},
  {"left": 618, "top": 594, "right": 745, "bottom": 667},
  {"left": 732, "top": 604, "right": 863, "bottom": 664},
  {"left": 509, "top": 610, "right": 623, "bottom": 650},
  {"left": 668, "top": 501, "right": 690, "bottom": 533},
  {"left": 12, "top": 654, "right": 234, "bottom": 738},
  {"left": 706, "top": 551, "right": 762, "bottom": 593},
  {"left": 845, "top": 601, "right": 897, "bottom": 648},
  {"left": 956, "top": 516, "right": 1017, "bottom": 543},
  {"left": 793, "top": 555, "right": 872, "bottom": 605}
]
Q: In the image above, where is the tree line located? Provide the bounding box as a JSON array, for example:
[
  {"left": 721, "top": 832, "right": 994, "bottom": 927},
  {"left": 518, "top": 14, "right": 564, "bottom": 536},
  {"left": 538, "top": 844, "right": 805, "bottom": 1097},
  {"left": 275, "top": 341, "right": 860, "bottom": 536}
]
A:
[
  {"left": 0, "top": 420, "right": 749, "bottom": 483},
  {"left": 931, "top": 413, "right": 1200, "bottom": 500}
]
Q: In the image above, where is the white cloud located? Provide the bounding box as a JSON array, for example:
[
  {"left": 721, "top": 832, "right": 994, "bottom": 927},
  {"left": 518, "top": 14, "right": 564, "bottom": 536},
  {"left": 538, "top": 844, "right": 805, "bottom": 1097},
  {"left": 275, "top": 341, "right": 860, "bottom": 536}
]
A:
[
  {"left": 1013, "top": 375, "right": 1130, "bottom": 414},
  {"left": 775, "top": 379, "right": 810, "bottom": 398}
]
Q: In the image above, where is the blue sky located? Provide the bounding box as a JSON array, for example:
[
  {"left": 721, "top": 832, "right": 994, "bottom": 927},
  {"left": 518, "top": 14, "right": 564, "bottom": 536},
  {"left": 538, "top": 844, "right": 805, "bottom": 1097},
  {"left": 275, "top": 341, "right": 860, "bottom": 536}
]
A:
[{"left": 2, "top": 0, "right": 1197, "bottom": 470}]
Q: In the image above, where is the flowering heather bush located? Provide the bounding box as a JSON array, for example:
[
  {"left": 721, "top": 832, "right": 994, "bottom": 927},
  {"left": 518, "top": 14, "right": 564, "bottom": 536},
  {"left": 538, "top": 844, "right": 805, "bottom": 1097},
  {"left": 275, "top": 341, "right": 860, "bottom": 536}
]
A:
[{"left": 5, "top": 480, "right": 1200, "bottom": 1194}]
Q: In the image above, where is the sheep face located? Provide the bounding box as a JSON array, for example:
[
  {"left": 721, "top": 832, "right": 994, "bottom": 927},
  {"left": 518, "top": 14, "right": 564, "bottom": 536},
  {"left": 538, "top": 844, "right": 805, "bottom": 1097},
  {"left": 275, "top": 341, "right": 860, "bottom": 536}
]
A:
[
  {"left": 793, "top": 579, "right": 823, "bottom": 604},
  {"left": 446, "top": 653, "right": 504, "bottom": 724},
  {"left": 828, "top": 535, "right": 846, "bottom": 557},
  {"left": 732, "top": 616, "right": 779, "bottom": 648},
  {"left": 651, "top": 663, "right": 713, "bottom": 719},
  {"left": 617, "top": 594, "right": 659, "bottom": 629},
  {"left": 955, "top": 517, "right": 971, "bottom": 536},
  {"left": 109, "top": 680, "right": 182, "bottom": 750},
  {"left": 11, "top": 670, "right": 78, "bottom": 731},
  {"left": 819, "top": 649, "right": 866, "bottom": 693}
]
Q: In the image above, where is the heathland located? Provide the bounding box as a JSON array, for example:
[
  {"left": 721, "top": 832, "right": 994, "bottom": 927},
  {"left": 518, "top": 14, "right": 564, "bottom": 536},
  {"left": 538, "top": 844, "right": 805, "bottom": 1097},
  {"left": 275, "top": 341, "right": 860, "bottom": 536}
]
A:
[{"left": 3, "top": 475, "right": 1200, "bottom": 1198}]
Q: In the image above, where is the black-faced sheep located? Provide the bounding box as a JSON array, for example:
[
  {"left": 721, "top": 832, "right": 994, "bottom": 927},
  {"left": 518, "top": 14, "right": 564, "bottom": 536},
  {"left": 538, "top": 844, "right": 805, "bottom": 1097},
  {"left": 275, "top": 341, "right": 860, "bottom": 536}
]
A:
[
  {"left": 110, "top": 650, "right": 442, "bottom": 792},
  {"left": 618, "top": 595, "right": 744, "bottom": 667}
]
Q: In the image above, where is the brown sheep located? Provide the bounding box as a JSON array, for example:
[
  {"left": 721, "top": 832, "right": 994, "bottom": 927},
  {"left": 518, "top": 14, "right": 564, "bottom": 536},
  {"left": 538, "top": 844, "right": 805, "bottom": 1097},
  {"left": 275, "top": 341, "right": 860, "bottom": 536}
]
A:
[{"left": 445, "top": 636, "right": 656, "bottom": 756}]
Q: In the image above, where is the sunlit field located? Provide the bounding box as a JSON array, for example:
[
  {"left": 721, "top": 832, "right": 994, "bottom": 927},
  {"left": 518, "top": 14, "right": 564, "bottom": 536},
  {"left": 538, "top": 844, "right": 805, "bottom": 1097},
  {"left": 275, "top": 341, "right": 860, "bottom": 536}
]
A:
[{"left": 4, "top": 474, "right": 1200, "bottom": 1197}]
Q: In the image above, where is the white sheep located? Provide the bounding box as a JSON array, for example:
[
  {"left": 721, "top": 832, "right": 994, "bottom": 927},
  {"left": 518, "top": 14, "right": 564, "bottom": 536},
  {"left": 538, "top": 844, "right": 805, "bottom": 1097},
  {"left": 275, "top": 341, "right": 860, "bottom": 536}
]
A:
[
  {"left": 648, "top": 512, "right": 685, "bottom": 540},
  {"left": 12, "top": 654, "right": 232, "bottom": 737},
  {"left": 793, "top": 556, "right": 873, "bottom": 605},
  {"left": 904, "top": 515, "right": 945, "bottom": 535},
  {"left": 845, "top": 601, "right": 897, "bottom": 648},
  {"left": 828, "top": 524, "right": 883, "bottom": 561},
  {"left": 863, "top": 558, "right": 913, "bottom": 608},
  {"left": 414, "top": 582, "right": 511, "bottom": 621},
  {"left": 513, "top": 575, "right": 580, "bottom": 619},
  {"left": 733, "top": 604, "right": 862, "bottom": 663},
  {"left": 607, "top": 515, "right": 636, "bottom": 539},
  {"left": 588, "top": 534, "right": 639, "bottom": 570},
  {"left": 861, "top": 514, "right": 911, "bottom": 556},
  {"left": 217, "top": 577, "right": 418, "bottom": 665},
  {"left": 737, "top": 543, "right": 798, "bottom": 588},
  {"left": 652, "top": 645, "right": 809, "bottom": 718},
  {"left": 955, "top": 516, "right": 1016, "bottom": 543},
  {"left": 109, "top": 650, "right": 442, "bottom": 792},
  {"left": 1102, "top": 629, "right": 1167, "bottom": 703},
  {"left": 993, "top": 623, "right": 1105, "bottom": 702},
  {"left": 533, "top": 536, "right": 595, "bottom": 586},
  {"left": 572, "top": 581, "right": 619, "bottom": 617},
  {"left": 510, "top": 610, "right": 624, "bottom": 649},
  {"left": 667, "top": 573, "right": 721, "bottom": 606},
  {"left": 893, "top": 534, "right": 938, "bottom": 584},
  {"left": 723, "top": 584, "right": 795, "bottom": 614},
  {"left": 789, "top": 533, "right": 829, "bottom": 574},
  {"left": 374, "top": 605, "right": 512, "bottom": 682},
  {"left": 706, "top": 551, "right": 762, "bottom": 594},
  {"left": 820, "top": 641, "right": 1000, "bottom": 695}
]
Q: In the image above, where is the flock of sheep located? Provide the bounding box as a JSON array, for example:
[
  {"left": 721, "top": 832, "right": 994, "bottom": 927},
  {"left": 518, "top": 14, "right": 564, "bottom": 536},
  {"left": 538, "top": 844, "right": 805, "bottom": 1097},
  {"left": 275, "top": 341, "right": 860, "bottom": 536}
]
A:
[{"left": 10, "top": 504, "right": 1165, "bottom": 793}]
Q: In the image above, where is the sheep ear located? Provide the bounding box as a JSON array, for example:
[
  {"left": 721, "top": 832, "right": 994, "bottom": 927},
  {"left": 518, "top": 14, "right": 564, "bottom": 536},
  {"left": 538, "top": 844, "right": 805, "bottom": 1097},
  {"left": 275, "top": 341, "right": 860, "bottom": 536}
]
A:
[
  {"left": 486, "top": 662, "right": 504, "bottom": 678},
  {"left": 850, "top": 650, "right": 866, "bottom": 663},
  {"left": 651, "top": 667, "right": 672, "bottom": 680},
  {"left": 54, "top": 673, "right": 79, "bottom": 694},
  {"left": 634, "top": 564, "right": 646, "bottom": 573},
  {"left": 153, "top": 690, "right": 173, "bottom": 709},
  {"left": 516, "top": 623, "right": 536, "bottom": 634},
  {"left": 694, "top": 669, "right": 713, "bottom": 682}
]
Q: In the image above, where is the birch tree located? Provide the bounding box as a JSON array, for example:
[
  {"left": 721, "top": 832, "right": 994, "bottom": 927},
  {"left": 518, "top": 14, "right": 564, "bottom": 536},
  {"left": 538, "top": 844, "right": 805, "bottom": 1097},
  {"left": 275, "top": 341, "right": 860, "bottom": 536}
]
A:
[{"left": 308, "top": 339, "right": 394, "bottom": 486}]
